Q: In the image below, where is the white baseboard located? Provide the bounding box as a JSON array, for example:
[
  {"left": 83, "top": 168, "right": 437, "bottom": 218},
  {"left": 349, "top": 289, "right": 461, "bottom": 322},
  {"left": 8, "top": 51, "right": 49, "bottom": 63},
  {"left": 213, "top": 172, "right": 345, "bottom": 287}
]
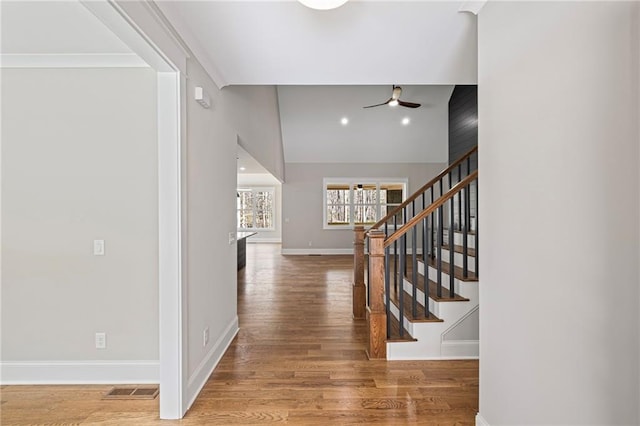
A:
[
  {"left": 476, "top": 413, "right": 490, "bottom": 426},
  {"left": 186, "top": 316, "right": 239, "bottom": 409},
  {"left": 281, "top": 248, "right": 353, "bottom": 255},
  {"left": 0, "top": 360, "right": 159, "bottom": 385},
  {"left": 247, "top": 238, "right": 281, "bottom": 243}
]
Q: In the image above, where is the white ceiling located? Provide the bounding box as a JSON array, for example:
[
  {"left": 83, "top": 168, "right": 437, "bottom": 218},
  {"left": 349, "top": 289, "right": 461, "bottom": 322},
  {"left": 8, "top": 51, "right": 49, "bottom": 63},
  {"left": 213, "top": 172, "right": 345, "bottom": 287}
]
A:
[
  {"left": 156, "top": 1, "right": 478, "bottom": 86},
  {"left": 0, "top": 1, "right": 133, "bottom": 55},
  {"left": 279, "top": 85, "right": 453, "bottom": 163}
]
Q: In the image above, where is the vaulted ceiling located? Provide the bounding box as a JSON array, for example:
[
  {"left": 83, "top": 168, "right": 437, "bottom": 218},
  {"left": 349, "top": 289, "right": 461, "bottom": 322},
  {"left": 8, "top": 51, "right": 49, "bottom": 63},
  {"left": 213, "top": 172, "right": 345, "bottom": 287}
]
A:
[
  {"left": 155, "top": 1, "right": 478, "bottom": 87},
  {"left": 155, "top": 1, "right": 477, "bottom": 165},
  {"left": 1, "top": 1, "right": 478, "bottom": 166}
]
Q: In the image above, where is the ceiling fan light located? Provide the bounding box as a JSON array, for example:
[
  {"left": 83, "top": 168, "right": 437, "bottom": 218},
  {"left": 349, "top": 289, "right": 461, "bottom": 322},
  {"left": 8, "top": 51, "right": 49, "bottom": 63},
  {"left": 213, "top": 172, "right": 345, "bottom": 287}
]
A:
[
  {"left": 298, "top": 0, "right": 349, "bottom": 10},
  {"left": 389, "top": 100, "right": 399, "bottom": 107}
]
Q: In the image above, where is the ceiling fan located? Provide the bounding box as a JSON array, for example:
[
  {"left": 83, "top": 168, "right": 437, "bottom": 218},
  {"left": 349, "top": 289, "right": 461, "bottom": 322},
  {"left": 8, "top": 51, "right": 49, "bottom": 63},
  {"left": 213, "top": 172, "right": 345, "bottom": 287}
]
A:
[{"left": 363, "top": 85, "right": 421, "bottom": 109}]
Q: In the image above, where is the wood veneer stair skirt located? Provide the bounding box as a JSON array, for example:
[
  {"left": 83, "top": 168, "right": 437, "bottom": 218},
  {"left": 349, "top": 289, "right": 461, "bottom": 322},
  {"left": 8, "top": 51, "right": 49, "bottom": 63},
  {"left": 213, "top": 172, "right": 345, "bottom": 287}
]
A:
[{"left": 103, "top": 386, "right": 159, "bottom": 400}]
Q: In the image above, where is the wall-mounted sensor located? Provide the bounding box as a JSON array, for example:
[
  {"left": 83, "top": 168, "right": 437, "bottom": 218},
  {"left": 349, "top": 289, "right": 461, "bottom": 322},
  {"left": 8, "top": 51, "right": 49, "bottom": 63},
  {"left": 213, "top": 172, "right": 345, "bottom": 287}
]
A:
[{"left": 195, "top": 86, "right": 211, "bottom": 109}]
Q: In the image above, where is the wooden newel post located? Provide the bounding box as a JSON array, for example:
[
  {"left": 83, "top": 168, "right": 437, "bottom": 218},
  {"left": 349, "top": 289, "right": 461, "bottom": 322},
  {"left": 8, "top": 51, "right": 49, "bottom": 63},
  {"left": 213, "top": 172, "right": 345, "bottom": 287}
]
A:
[
  {"left": 352, "top": 226, "right": 366, "bottom": 320},
  {"left": 366, "top": 230, "right": 387, "bottom": 359}
]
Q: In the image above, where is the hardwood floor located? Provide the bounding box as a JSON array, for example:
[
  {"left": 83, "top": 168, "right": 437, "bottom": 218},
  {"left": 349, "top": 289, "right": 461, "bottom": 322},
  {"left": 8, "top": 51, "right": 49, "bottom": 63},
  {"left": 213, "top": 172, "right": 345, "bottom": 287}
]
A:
[{"left": 0, "top": 244, "right": 478, "bottom": 425}]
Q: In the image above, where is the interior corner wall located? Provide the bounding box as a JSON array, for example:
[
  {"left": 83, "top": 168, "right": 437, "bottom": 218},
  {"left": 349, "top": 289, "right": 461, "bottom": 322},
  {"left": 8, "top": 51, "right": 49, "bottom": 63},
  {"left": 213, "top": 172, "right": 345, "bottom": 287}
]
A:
[
  {"left": 223, "top": 86, "right": 285, "bottom": 182},
  {"left": 182, "top": 64, "right": 288, "bottom": 405},
  {"left": 1, "top": 68, "right": 159, "bottom": 381},
  {"left": 478, "top": 2, "right": 640, "bottom": 424},
  {"left": 282, "top": 162, "right": 445, "bottom": 252}
]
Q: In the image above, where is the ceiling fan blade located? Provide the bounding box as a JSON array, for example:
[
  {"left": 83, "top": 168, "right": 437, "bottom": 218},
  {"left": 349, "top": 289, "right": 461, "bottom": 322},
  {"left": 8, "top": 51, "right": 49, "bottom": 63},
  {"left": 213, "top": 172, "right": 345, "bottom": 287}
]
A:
[
  {"left": 363, "top": 98, "right": 392, "bottom": 108},
  {"left": 398, "top": 100, "right": 421, "bottom": 108}
]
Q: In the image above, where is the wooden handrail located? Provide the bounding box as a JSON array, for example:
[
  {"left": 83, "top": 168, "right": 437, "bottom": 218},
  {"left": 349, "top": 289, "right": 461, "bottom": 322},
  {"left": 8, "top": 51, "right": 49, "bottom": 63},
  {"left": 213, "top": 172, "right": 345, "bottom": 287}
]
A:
[
  {"left": 384, "top": 170, "right": 478, "bottom": 248},
  {"left": 370, "top": 146, "right": 477, "bottom": 231}
]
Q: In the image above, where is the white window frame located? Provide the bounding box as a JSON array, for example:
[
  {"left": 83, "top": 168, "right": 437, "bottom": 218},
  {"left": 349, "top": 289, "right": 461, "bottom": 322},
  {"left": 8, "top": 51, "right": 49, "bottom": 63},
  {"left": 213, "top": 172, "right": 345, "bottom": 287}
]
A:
[
  {"left": 322, "top": 178, "right": 408, "bottom": 230},
  {"left": 237, "top": 186, "right": 276, "bottom": 231}
]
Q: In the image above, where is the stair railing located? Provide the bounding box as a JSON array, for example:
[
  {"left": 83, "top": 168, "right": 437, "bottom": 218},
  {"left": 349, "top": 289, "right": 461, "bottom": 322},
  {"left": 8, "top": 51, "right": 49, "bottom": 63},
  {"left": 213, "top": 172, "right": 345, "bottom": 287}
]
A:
[
  {"left": 365, "top": 170, "right": 478, "bottom": 359},
  {"left": 352, "top": 146, "right": 478, "bottom": 321}
]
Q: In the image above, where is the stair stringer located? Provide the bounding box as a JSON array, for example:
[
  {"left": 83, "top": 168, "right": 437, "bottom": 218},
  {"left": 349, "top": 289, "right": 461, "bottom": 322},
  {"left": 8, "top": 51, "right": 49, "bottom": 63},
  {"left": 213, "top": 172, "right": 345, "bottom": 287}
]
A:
[{"left": 386, "top": 274, "right": 479, "bottom": 360}]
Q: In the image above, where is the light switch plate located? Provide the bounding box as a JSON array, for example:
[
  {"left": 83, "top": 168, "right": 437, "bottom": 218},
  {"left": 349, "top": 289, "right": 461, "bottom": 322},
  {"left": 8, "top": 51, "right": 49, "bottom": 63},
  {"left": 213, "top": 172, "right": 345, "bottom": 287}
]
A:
[
  {"left": 229, "top": 232, "right": 236, "bottom": 245},
  {"left": 93, "top": 240, "right": 105, "bottom": 256}
]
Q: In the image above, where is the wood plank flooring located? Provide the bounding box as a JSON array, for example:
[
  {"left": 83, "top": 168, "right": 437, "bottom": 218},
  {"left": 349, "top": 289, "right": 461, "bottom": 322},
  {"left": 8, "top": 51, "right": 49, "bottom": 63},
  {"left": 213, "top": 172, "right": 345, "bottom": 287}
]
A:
[{"left": 1, "top": 244, "right": 478, "bottom": 425}]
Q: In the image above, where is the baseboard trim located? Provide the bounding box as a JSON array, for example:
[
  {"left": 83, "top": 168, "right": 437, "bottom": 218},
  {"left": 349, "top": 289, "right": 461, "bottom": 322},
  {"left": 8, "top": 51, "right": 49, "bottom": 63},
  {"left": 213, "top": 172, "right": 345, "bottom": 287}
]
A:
[
  {"left": 281, "top": 248, "right": 353, "bottom": 255},
  {"left": 0, "top": 360, "right": 159, "bottom": 385},
  {"left": 476, "top": 413, "right": 490, "bottom": 426},
  {"left": 186, "top": 316, "right": 239, "bottom": 409}
]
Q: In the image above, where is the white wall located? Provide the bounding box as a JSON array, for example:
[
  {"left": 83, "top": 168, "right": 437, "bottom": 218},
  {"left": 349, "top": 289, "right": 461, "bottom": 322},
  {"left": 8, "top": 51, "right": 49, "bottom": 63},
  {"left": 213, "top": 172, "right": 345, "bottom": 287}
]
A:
[
  {"left": 282, "top": 162, "right": 446, "bottom": 252},
  {"left": 224, "top": 86, "right": 285, "bottom": 182},
  {"left": 182, "top": 57, "right": 240, "bottom": 403},
  {"left": 1, "top": 68, "right": 158, "bottom": 379},
  {"left": 238, "top": 173, "right": 282, "bottom": 243},
  {"left": 478, "top": 2, "right": 639, "bottom": 424}
]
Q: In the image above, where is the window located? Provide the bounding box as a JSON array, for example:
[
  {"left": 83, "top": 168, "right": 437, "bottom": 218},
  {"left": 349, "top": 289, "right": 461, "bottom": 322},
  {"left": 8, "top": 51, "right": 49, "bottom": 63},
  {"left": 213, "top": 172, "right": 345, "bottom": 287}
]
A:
[
  {"left": 237, "top": 187, "right": 275, "bottom": 230},
  {"left": 323, "top": 179, "right": 407, "bottom": 229}
]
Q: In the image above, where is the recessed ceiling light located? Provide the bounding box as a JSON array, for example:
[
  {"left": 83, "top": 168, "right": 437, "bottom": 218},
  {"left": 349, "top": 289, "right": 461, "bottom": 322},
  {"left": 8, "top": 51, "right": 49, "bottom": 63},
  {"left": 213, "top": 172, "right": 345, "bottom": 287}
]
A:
[
  {"left": 341, "top": 117, "right": 349, "bottom": 125},
  {"left": 239, "top": 166, "right": 246, "bottom": 171},
  {"left": 402, "top": 117, "right": 410, "bottom": 125}
]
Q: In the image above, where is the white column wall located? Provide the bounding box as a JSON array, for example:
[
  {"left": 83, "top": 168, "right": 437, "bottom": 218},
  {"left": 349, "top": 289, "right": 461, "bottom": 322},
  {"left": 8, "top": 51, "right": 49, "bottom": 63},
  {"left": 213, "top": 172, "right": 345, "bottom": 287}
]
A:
[{"left": 478, "top": 2, "right": 639, "bottom": 424}]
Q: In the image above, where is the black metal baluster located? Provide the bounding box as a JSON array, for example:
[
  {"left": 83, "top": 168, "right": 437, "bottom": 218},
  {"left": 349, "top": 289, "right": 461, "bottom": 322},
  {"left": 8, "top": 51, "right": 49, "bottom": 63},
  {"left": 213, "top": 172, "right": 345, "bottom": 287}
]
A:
[
  {"left": 437, "top": 206, "right": 443, "bottom": 298},
  {"left": 399, "top": 234, "right": 406, "bottom": 337},
  {"left": 422, "top": 215, "right": 429, "bottom": 319},
  {"left": 412, "top": 215, "right": 418, "bottom": 319},
  {"left": 449, "top": 194, "right": 455, "bottom": 298},
  {"left": 403, "top": 206, "right": 408, "bottom": 276},
  {"left": 463, "top": 185, "right": 470, "bottom": 279},
  {"left": 385, "top": 246, "right": 391, "bottom": 339},
  {"left": 457, "top": 164, "right": 462, "bottom": 230},
  {"left": 430, "top": 188, "right": 435, "bottom": 259},
  {"left": 393, "top": 215, "right": 398, "bottom": 291}
]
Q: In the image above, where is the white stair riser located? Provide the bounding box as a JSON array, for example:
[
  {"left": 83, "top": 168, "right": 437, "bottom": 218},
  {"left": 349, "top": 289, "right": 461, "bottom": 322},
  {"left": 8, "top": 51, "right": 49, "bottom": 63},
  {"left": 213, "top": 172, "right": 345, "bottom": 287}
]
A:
[
  {"left": 452, "top": 232, "right": 475, "bottom": 249},
  {"left": 400, "top": 278, "right": 479, "bottom": 316},
  {"left": 415, "top": 261, "right": 476, "bottom": 297},
  {"left": 440, "top": 249, "right": 476, "bottom": 273}
]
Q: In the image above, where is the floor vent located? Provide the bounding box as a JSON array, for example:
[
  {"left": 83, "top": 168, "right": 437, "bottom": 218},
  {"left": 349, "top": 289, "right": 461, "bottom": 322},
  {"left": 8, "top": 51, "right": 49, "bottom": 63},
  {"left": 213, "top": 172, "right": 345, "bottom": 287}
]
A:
[{"left": 103, "top": 386, "right": 159, "bottom": 400}]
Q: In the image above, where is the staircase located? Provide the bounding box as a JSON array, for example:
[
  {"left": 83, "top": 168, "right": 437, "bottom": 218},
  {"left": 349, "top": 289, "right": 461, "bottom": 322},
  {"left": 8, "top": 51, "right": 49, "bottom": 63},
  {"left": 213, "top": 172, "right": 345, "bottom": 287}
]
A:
[{"left": 352, "top": 147, "right": 478, "bottom": 360}]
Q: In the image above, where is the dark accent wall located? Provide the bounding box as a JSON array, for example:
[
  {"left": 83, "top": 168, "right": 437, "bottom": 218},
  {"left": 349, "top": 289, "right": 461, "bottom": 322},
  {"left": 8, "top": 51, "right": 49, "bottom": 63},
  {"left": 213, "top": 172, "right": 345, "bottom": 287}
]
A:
[{"left": 448, "top": 85, "right": 478, "bottom": 164}]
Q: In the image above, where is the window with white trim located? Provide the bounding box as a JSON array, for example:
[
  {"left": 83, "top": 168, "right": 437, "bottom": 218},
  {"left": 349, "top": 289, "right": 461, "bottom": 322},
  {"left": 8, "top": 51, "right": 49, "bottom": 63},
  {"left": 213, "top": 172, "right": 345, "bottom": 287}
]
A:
[
  {"left": 323, "top": 179, "right": 407, "bottom": 229},
  {"left": 237, "top": 187, "right": 275, "bottom": 231}
]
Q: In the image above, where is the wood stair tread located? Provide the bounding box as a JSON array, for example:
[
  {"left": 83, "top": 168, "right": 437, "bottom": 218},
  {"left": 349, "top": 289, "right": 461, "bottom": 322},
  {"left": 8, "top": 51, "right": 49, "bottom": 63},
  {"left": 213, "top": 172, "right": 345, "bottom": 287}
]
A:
[
  {"left": 441, "top": 244, "right": 476, "bottom": 257},
  {"left": 389, "top": 283, "right": 443, "bottom": 323},
  {"left": 425, "top": 257, "right": 478, "bottom": 282},
  {"left": 403, "top": 273, "right": 469, "bottom": 302},
  {"left": 387, "top": 313, "right": 417, "bottom": 342}
]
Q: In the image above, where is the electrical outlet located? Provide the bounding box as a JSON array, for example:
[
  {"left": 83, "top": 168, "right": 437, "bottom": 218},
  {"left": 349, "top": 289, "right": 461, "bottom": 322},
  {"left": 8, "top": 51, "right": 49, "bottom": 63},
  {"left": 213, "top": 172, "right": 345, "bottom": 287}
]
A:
[
  {"left": 95, "top": 332, "right": 106, "bottom": 349},
  {"left": 228, "top": 232, "right": 236, "bottom": 245},
  {"left": 203, "top": 327, "right": 209, "bottom": 347},
  {"left": 308, "top": 241, "right": 313, "bottom": 247}
]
